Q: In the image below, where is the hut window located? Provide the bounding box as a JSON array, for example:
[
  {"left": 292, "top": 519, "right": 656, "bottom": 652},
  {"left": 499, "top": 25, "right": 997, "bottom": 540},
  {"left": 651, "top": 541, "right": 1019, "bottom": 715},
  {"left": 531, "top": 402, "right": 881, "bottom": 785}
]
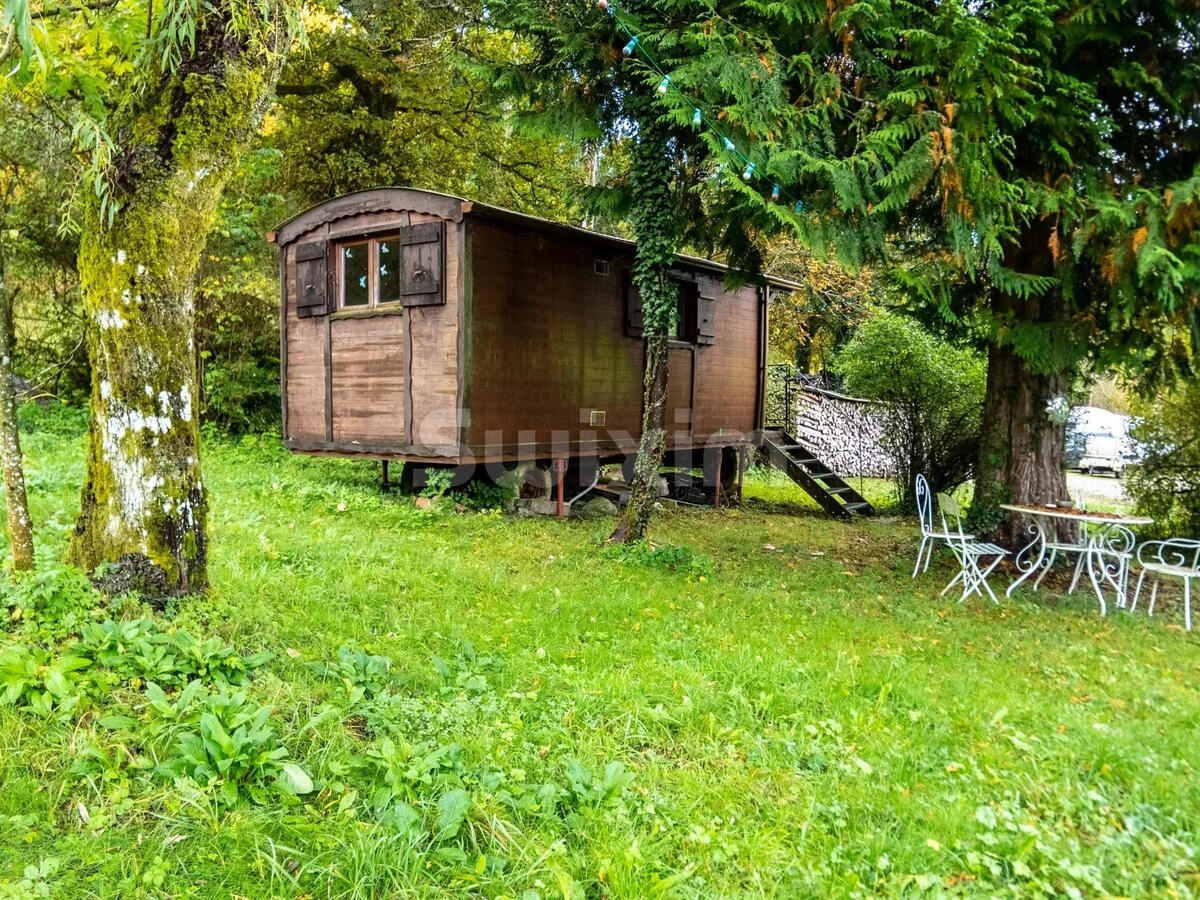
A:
[
  {"left": 674, "top": 281, "right": 700, "bottom": 342},
  {"left": 377, "top": 238, "right": 402, "bottom": 304},
  {"left": 337, "top": 236, "right": 404, "bottom": 309},
  {"left": 340, "top": 242, "right": 370, "bottom": 307}
]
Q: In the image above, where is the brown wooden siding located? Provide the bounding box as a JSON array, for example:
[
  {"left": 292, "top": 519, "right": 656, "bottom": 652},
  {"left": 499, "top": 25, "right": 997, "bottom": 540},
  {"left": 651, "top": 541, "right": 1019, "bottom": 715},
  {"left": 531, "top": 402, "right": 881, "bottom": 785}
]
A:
[
  {"left": 280, "top": 204, "right": 461, "bottom": 455},
  {"left": 463, "top": 218, "right": 759, "bottom": 455},
  {"left": 464, "top": 218, "right": 643, "bottom": 453},
  {"left": 690, "top": 279, "right": 759, "bottom": 437},
  {"left": 407, "top": 214, "right": 460, "bottom": 449},
  {"left": 331, "top": 314, "right": 406, "bottom": 443},
  {"left": 283, "top": 235, "right": 330, "bottom": 442}
]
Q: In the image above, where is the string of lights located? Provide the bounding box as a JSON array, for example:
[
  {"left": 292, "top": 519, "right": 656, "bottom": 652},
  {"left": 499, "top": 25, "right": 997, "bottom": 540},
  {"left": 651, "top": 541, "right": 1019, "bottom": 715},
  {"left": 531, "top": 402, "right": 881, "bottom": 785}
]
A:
[{"left": 593, "top": 0, "right": 805, "bottom": 214}]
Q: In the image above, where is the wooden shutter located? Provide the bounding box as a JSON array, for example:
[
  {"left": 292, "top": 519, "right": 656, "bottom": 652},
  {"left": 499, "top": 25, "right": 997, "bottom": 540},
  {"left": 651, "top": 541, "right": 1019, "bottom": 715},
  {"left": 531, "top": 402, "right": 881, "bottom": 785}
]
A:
[
  {"left": 624, "top": 271, "right": 644, "bottom": 338},
  {"left": 399, "top": 221, "right": 445, "bottom": 307},
  {"left": 295, "top": 241, "right": 328, "bottom": 318},
  {"left": 696, "top": 278, "right": 717, "bottom": 345}
]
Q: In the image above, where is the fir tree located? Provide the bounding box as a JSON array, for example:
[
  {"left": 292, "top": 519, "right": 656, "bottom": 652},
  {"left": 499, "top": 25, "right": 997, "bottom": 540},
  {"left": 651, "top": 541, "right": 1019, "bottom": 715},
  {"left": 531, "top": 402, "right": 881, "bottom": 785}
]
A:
[{"left": 493, "top": 0, "right": 1199, "bottom": 541}]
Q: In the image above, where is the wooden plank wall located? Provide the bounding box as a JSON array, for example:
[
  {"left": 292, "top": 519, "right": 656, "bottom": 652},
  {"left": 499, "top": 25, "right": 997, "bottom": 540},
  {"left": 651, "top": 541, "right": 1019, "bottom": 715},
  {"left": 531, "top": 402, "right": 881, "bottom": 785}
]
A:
[
  {"left": 666, "top": 348, "right": 695, "bottom": 439},
  {"left": 283, "top": 235, "right": 330, "bottom": 442},
  {"left": 281, "top": 209, "right": 461, "bottom": 453},
  {"left": 406, "top": 213, "right": 460, "bottom": 449},
  {"left": 465, "top": 219, "right": 644, "bottom": 452},
  {"left": 464, "top": 217, "right": 760, "bottom": 454},
  {"left": 690, "top": 278, "right": 759, "bottom": 437},
  {"left": 330, "top": 316, "right": 406, "bottom": 443}
]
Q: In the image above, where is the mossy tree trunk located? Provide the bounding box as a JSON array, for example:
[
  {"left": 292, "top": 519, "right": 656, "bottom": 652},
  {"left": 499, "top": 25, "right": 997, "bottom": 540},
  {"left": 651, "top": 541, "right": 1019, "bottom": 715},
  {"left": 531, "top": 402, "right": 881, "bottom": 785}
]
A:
[
  {"left": 610, "top": 114, "right": 679, "bottom": 544},
  {"left": 70, "top": 11, "right": 289, "bottom": 594},
  {"left": 0, "top": 227, "right": 34, "bottom": 571}
]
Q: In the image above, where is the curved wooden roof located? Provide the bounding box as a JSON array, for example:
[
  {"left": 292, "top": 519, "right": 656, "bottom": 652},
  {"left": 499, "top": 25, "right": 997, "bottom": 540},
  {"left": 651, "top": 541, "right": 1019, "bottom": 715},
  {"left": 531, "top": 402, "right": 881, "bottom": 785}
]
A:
[{"left": 271, "top": 186, "right": 802, "bottom": 291}]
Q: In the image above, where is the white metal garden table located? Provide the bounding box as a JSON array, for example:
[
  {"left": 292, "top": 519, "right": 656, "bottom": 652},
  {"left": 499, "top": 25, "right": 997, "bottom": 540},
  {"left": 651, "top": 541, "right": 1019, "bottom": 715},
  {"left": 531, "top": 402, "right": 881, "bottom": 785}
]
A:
[{"left": 1000, "top": 504, "right": 1154, "bottom": 614}]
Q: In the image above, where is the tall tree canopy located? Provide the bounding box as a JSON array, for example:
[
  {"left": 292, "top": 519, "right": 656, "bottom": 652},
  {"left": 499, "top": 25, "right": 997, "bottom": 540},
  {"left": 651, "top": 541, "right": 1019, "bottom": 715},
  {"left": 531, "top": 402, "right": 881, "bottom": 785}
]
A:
[
  {"left": 269, "top": 0, "right": 578, "bottom": 213},
  {"left": 487, "top": 0, "right": 909, "bottom": 539},
  {"left": 493, "top": 0, "right": 1199, "bottom": 541},
  {"left": 874, "top": 0, "right": 1199, "bottom": 536}
]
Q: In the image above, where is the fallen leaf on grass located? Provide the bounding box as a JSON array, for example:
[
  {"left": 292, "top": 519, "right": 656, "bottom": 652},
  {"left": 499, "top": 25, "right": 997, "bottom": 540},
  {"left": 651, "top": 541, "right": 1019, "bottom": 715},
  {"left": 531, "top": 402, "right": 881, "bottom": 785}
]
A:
[{"left": 1070, "top": 695, "right": 1093, "bottom": 704}]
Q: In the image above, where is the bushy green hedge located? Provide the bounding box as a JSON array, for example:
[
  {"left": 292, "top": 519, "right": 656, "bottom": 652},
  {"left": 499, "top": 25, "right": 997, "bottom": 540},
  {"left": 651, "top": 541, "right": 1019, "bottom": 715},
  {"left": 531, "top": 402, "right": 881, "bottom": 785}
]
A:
[
  {"left": 1126, "top": 379, "right": 1200, "bottom": 538},
  {"left": 834, "top": 312, "right": 986, "bottom": 510}
]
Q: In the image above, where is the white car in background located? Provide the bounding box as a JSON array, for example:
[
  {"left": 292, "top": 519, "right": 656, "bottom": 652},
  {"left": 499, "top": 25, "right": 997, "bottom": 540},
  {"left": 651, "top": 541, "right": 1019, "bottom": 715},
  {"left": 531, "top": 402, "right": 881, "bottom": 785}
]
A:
[{"left": 1078, "top": 434, "right": 1133, "bottom": 477}]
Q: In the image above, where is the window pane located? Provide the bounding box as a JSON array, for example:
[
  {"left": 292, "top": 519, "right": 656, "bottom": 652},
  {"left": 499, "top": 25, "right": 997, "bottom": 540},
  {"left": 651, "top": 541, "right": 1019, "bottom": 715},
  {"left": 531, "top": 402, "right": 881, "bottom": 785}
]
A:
[
  {"left": 674, "top": 282, "right": 698, "bottom": 342},
  {"left": 376, "top": 238, "right": 401, "bottom": 304},
  {"left": 342, "top": 244, "right": 369, "bottom": 307}
]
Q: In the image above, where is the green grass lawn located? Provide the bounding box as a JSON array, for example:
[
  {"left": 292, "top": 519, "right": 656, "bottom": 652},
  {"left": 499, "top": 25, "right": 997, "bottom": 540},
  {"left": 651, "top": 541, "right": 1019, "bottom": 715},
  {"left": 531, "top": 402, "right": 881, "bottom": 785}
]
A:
[{"left": 1, "top": 415, "right": 1198, "bottom": 898}]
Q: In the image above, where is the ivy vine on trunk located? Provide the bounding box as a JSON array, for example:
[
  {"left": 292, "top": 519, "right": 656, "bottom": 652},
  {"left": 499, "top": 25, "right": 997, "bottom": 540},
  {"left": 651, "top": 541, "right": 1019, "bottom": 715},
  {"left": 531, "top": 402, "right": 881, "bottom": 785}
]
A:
[
  {"left": 610, "top": 111, "right": 680, "bottom": 544},
  {"left": 70, "top": 6, "right": 291, "bottom": 595}
]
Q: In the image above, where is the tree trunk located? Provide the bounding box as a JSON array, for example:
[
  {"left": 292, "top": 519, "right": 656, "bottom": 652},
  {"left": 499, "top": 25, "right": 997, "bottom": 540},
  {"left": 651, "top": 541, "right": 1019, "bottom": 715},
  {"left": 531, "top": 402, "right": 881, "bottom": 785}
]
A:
[
  {"left": 611, "top": 333, "right": 669, "bottom": 543},
  {"left": 974, "top": 343, "right": 1069, "bottom": 545},
  {"left": 0, "top": 237, "right": 34, "bottom": 571},
  {"left": 972, "top": 218, "right": 1070, "bottom": 546},
  {"left": 609, "top": 110, "right": 678, "bottom": 544},
  {"left": 69, "top": 9, "right": 289, "bottom": 595}
]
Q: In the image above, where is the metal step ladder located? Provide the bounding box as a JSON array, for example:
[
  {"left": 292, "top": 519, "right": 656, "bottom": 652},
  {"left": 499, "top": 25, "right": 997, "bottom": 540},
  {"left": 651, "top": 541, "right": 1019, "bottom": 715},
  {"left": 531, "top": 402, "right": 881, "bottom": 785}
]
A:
[{"left": 758, "top": 429, "right": 874, "bottom": 518}]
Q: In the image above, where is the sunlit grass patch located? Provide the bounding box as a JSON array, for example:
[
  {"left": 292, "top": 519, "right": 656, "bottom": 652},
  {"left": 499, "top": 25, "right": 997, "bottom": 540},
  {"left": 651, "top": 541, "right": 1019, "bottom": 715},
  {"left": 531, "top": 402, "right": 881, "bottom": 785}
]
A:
[{"left": 0, "top": 419, "right": 1197, "bottom": 898}]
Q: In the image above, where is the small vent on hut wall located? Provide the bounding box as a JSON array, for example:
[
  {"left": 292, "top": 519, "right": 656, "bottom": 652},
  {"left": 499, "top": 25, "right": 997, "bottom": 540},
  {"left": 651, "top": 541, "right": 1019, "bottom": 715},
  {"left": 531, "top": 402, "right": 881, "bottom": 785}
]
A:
[
  {"left": 594, "top": 259, "right": 611, "bottom": 277},
  {"left": 589, "top": 409, "right": 607, "bottom": 427}
]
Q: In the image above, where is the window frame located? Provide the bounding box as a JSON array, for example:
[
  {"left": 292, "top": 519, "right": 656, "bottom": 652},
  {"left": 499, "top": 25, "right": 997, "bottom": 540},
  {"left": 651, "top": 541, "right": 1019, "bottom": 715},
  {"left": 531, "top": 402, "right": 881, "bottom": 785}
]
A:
[{"left": 336, "top": 233, "right": 403, "bottom": 311}]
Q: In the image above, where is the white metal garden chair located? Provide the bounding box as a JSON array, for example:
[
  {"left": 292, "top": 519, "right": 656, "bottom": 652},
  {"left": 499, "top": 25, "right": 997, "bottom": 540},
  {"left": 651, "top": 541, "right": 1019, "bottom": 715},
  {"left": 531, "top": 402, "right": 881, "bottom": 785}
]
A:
[
  {"left": 936, "top": 492, "right": 1009, "bottom": 602},
  {"left": 1130, "top": 539, "right": 1200, "bottom": 631},
  {"left": 913, "top": 474, "right": 975, "bottom": 578}
]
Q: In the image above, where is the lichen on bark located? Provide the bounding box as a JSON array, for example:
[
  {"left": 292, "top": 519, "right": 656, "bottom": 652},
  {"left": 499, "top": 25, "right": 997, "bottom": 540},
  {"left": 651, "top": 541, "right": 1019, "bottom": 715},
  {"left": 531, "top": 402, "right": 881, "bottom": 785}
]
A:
[{"left": 70, "top": 7, "right": 290, "bottom": 594}]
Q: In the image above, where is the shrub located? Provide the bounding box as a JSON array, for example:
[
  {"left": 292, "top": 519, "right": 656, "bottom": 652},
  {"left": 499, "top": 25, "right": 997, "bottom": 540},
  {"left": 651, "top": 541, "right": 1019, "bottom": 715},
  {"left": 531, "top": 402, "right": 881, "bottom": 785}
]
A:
[
  {"left": 599, "top": 539, "right": 714, "bottom": 578},
  {"left": 2, "top": 565, "right": 101, "bottom": 639},
  {"left": 308, "top": 646, "right": 395, "bottom": 704},
  {"left": 834, "top": 312, "right": 986, "bottom": 509},
  {"left": 1125, "top": 379, "right": 1200, "bottom": 538}
]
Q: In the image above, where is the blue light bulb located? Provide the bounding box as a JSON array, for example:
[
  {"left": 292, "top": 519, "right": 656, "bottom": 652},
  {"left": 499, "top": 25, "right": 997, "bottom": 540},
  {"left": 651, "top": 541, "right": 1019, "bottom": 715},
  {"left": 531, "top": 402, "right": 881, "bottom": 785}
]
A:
[
  {"left": 692, "top": 108, "right": 702, "bottom": 127},
  {"left": 723, "top": 137, "right": 735, "bottom": 152},
  {"left": 742, "top": 162, "right": 756, "bottom": 180},
  {"left": 771, "top": 184, "right": 781, "bottom": 202},
  {"left": 794, "top": 200, "right": 804, "bottom": 213},
  {"left": 622, "top": 37, "right": 639, "bottom": 57},
  {"left": 657, "top": 76, "right": 670, "bottom": 94}
]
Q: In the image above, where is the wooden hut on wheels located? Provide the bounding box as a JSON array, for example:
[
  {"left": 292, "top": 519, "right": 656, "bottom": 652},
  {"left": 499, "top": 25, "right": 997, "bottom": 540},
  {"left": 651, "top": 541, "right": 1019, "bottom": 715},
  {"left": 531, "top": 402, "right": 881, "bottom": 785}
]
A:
[{"left": 270, "top": 187, "right": 873, "bottom": 516}]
